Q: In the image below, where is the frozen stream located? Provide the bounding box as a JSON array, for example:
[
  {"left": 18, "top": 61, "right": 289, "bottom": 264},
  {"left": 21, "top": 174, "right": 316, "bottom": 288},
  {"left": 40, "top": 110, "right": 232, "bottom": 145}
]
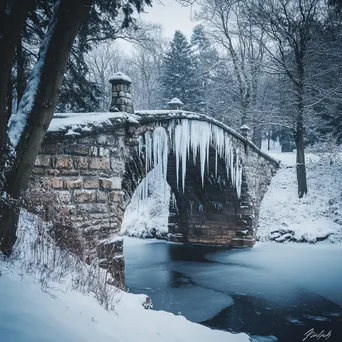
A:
[{"left": 124, "top": 238, "right": 342, "bottom": 342}]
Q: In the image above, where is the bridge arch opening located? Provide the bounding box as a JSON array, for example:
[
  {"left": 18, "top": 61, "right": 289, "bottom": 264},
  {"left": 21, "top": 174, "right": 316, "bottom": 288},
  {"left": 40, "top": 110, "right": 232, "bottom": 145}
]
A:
[{"left": 120, "top": 119, "right": 252, "bottom": 245}]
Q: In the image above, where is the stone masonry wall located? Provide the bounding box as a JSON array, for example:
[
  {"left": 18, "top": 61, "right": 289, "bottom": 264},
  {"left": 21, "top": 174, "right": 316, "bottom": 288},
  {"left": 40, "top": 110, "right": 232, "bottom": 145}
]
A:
[
  {"left": 31, "top": 129, "right": 130, "bottom": 288},
  {"left": 30, "top": 114, "right": 279, "bottom": 286}
]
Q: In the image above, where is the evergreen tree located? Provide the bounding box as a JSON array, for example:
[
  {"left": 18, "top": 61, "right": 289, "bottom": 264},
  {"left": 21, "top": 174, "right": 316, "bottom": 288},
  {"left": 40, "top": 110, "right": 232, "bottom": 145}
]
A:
[
  {"left": 190, "top": 25, "right": 219, "bottom": 115},
  {"left": 161, "top": 31, "right": 201, "bottom": 111}
]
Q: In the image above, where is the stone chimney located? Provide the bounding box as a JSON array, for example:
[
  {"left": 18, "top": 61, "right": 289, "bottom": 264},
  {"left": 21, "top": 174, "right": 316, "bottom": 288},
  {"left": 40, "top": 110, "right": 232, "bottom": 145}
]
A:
[
  {"left": 168, "top": 98, "right": 183, "bottom": 110},
  {"left": 240, "top": 124, "right": 251, "bottom": 140},
  {"left": 109, "top": 72, "right": 134, "bottom": 114}
]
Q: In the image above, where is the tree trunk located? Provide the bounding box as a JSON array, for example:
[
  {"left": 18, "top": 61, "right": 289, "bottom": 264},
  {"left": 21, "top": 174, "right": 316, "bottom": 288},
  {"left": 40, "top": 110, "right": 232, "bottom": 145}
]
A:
[
  {"left": 1, "top": 0, "right": 93, "bottom": 254},
  {"left": 295, "top": 121, "right": 307, "bottom": 198},
  {"left": 0, "top": 0, "right": 35, "bottom": 168},
  {"left": 295, "top": 72, "right": 308, "bottom": 198},
  {"left": 16, "top": 35, "right": 27, "bottom": 108}
]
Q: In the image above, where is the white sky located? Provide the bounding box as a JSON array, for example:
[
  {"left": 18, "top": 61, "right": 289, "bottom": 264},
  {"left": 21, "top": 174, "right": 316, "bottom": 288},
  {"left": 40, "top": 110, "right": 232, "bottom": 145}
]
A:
[
  {"left": 141, "top": 1, "right": 199, "bottom": 39},
  {"left": 118, "top": 1, "right": 200, "bottom": 53}
]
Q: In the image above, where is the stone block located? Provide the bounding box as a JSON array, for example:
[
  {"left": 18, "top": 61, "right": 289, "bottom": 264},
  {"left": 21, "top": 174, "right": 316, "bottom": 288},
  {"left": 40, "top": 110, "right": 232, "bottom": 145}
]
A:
[
  {"left": 98, "top": 147, "right": 110, "bottom": 157},
  {"left": 99, "top": 178, "right": 112, "bottom": 190},
  {"left": 80, "top": 170, "right": 97, "bottom": 176},
  {"left": 40, "top": 144, "right": 63, "bottom": 155},
  {"left": 73, "top": 145, "right": 90, "bottom": 156},
  {"left": 108, "top": 191, "right": 123, "bottom": 203},
  {"left": 73, "top": 190, "right": 96, "bottom": 203},
  {"left": 74, "top": 156, "right": 89, "bottom": 169},
  {"left": 77, "top": 203, "right": 108, "bottom": 214},
  {"left": 60, "top": 169, "right": 79, "bottom": 176},
  {"left": 32, "top": 168, "right": 45, "bottom": 175},
  {"left": 89, "top": 157, "right": 110, "bottom": 170},
  {"left": 35, "top": 155, "right": 51, "bottom": 167},
  {"left": 54, "top": 155, "right": 72, "bottom": 169},
  {"left": 83, "top": 177, "right": 99, "bottom": 189},
  {"left": 45, "top": 169, "right": 61, "bottom": 176},
  {"left": 90, "top": 146, "right": 98, "bottom": 156},
  {"left": 111, "top": 177, "right": 122, "bottom": 189},
  {"left": 96, "top": 134, "right": 108, "bottom": 145},
  {"left": 96, "top": 190, "right": 107, "bottom": 203},
  {"left": 63, "top": 177, "right": 83, "bottom": 189},
  {"left": 44, "top": 177, "right": 63, "bottom": 189},
  {"left": 56, "top": 191, "right": 72, "bottom": 204}
]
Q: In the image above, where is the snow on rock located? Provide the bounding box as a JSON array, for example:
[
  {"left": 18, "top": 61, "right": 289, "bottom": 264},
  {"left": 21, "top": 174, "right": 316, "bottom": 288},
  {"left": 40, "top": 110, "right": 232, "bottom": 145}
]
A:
[
  {"left": 48, "top": 112, "right": 134, "bottom": 132},
  {"left": 168, "top": 97, "right": 184, "bottom": 105},
  {"left": 258, "top": 152, "right": 342, "bottom": 243},
  {"left": 108, "top": 71, "right": 132, "bottom": 84}
]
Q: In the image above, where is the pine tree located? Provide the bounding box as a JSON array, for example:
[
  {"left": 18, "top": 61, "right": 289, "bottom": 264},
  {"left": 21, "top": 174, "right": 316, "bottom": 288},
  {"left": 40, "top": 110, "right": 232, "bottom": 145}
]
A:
[
  {"left": 190, "top": 25, "right": 219, "bottom": 114},
  {"left": 161, "top": 31, "right": 201, "bottom": 111}
]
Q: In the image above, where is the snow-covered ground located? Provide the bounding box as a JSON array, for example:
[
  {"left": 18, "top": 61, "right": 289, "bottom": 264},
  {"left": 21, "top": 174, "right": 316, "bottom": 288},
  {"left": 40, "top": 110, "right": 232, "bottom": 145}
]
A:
[
  {"left": 121, "top": 171, "right": 170, "bottom": 238},
  {"left": 258, "top": 151, "right": 342, "bottom": 243},
  {"left": 0, "top": 212, "right": 249, "bottom": 342}
]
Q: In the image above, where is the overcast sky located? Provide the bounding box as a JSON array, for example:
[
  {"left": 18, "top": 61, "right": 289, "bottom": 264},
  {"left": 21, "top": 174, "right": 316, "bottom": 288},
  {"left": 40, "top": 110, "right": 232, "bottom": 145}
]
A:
[
  {"left": 141, "top": 1, "right": 200, "bottom": 39},
  {"left": 118, "top": 1, "right": 200, "bottom": 53}
]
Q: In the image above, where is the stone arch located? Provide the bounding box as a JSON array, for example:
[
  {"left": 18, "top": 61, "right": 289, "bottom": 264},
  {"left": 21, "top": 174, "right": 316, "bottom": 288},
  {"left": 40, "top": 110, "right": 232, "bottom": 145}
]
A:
[{"left": 30, "top": 111, "right": 279, "bottom": 286}]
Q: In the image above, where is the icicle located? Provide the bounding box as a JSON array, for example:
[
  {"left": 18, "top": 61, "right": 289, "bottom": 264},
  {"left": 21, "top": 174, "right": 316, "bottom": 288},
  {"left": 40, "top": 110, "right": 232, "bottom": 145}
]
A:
[
  {"left": 167, "top": 119, "right": 243, "bottom": 199},
  {"left": 138, "top": 136, "right": 144, "bottom": 155},
  {"left": 215, "top": 149, "right": 218, "bottom": 178},
  {"left": 174, "top": 124, "right": 182, "bottom": 189}
]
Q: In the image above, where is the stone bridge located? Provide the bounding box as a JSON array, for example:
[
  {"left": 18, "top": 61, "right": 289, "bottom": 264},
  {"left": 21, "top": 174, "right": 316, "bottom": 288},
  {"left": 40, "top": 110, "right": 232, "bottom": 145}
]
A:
[{"left": 30, "top": 73, "right": 279, "bottom": 287}]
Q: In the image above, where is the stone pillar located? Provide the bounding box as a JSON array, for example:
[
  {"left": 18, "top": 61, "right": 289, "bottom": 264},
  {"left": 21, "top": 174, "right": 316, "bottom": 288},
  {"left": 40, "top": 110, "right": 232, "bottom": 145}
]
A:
[
  {"left": 109, "top": 72, "right": 134, "bottom": 114},
  {"left": 240, "top": 124, "right": 251, "bottom": 140},
  {"left": 168, "top": 98, "right": 183, "bottom": 110}
]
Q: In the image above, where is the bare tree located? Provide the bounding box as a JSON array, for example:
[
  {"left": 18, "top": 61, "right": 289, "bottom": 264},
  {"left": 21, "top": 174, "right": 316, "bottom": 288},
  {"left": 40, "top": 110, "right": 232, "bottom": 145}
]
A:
[
  {"left": 130, "top": 26, "right": 167, "bottom": 109},
  {"left": 247, "top": 0, "right": 328, "bottom": 197},
  {"left": 196, "top": 0, "right": 268, "bottom": 146}
]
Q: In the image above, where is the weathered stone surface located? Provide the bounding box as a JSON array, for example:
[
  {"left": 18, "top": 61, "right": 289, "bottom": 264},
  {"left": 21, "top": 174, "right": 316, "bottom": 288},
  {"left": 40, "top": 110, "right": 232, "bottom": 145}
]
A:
[
  {"left": 35, "top": 155, "right": 51, "bottom": 167},
  {"left": 108, "top": 191, "right": 123, "bottom": 203},
  {"left": 56, "top": 191, "right": 72, "bottom": 204},
  {"left": 98, "top": 147, "right": 110, "bottom": 157},
  {"left": 74, "top": 190, "right": 96, "bottom": 203},
  {"left": 45, "top": 169, "right": 61, "bottom": 176},
  {"left": 60, "top": 169, "right": 79, "bottom": 176},
  {"left": 63, "top": 177, "right": 83, "bottom": 189},
  {"left": 83, "top": 177, "right": 99, "bottom": 189},
  {"left": 74, "top": 156, "right": 89, "bottom": 169},
  {"left": 99, "top": 178, "right": 112, "bottom": 190},
  {"left": 77, "top": 203, "right": 108, "bottom": 213},
  {"left": 32, "top": 168, "right": 45, "bottom": 175},
  {"left": 89, "top": 157, "right": 110, "bottom": 170},
  {"left": 96, "top": 190, "right": 107, "bottom": 203},
  {"left": 73, "top": 145, "right": 89, "bottom": 156},
  {"left": 54, "top": 155, "right": 72, "bottom": 169},
  {"left": 32, "top": 112, "right": 278, "bottom": 289}
]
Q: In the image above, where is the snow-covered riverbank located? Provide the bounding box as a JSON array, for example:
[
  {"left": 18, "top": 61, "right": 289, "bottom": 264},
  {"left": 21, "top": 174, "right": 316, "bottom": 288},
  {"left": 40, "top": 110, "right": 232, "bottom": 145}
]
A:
[
  {"left": 258, "top": 151, "right": 342, "bottom": 244},
  {"left": 0, "top": 213, "right": 249, "bottom": 342}
]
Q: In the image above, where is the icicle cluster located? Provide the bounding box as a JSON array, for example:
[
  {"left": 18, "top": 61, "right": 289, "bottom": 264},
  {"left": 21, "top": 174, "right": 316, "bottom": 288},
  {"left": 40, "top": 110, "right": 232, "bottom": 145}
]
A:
[
  {"left": 171, "top": 119, "right": 242, "bottom": 199},
  {"left": 137, "top": 119, "right": 243, "bottom": 203},
  {"left": 138, "top": 127, "right": 169, "bottom": 204}
]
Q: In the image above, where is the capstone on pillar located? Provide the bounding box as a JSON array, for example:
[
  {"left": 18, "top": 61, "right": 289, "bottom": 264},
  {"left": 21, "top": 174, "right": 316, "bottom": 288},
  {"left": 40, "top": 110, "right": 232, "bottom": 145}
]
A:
[
  {"left": 240, "top": 124, "right": 251, "bottom": 140},
  {"left": 168, "top": 97, "right": 184, "bottom": 110},
  {"left": 109, "top": 72, "right": 134, "bottom": 114}
]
